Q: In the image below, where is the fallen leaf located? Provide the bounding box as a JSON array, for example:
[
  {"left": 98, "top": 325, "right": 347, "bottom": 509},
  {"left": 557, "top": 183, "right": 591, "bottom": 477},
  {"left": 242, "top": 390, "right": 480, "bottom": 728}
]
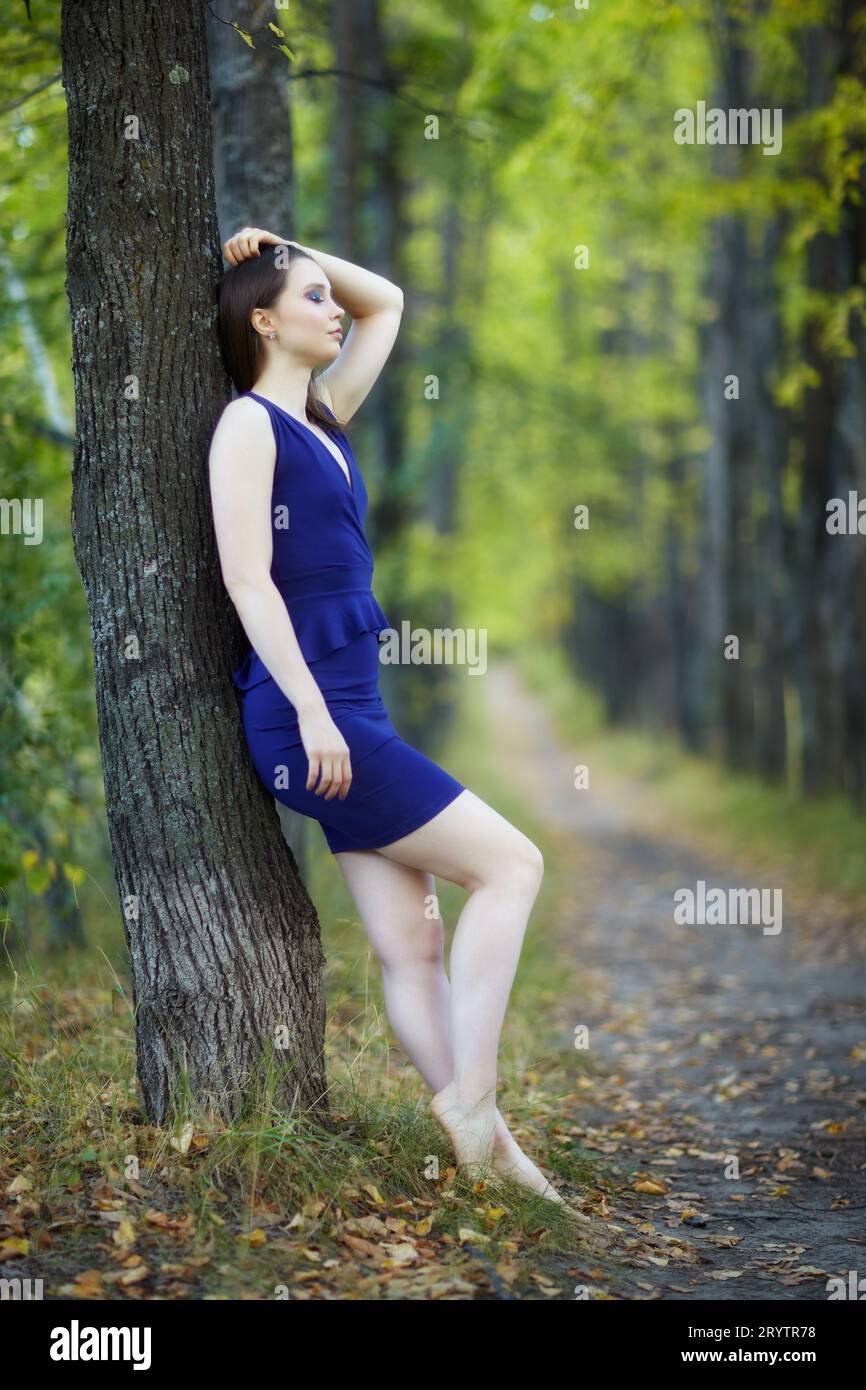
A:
[
  {"left": 0, "top": 1237, "right": 29, "bottom": 1259},
  {"left": 381, "top": 1243, "right": 417, "bottom": 1265},
  {"left": 112, "top": 1218, "right": 136, "bottom": 1247},
  {"left": 170, "top": 1122, "right": 194, "bottom": 1155},
  {"left": 458, "top": 1228, "right": 491, "bottom": 1244},
  {"left": 634, "top": 1179, "right": 669, "bottom": 1196}
]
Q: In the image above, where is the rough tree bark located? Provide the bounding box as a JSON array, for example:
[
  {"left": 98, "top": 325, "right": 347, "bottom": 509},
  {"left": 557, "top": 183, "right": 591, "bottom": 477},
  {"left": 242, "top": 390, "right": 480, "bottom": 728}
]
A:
[
  {"left": 206, "top": 1, "right": 310, "bottom": 877},
  {"left": 207, "top": 1, "right": 296, "bottom": 246},
  {"left": 61, "top": 0, "right": 328, "bottom": 1126}
]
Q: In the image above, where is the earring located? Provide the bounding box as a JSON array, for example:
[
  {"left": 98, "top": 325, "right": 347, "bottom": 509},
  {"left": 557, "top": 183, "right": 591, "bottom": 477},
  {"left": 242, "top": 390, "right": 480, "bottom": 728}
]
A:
[{"left": 268, "top": 332, "right": 277, "bottom": 340}]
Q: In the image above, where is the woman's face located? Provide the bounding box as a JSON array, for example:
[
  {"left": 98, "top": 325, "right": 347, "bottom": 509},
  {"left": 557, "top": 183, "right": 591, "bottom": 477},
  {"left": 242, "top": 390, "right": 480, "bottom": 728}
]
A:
[{"left": 258, "top": 258, "right": 346, "bottom": 365}]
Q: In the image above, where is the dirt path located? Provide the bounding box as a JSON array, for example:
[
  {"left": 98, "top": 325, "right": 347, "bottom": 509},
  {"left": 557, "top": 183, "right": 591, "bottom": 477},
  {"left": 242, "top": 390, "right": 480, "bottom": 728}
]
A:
[{"left": 486, "top": 665, "right": 866, "bottom": 1300}]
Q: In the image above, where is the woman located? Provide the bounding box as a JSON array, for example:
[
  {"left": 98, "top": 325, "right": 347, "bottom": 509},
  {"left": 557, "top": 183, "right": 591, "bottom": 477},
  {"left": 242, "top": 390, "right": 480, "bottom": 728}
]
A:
[{"left": 209, "top": 226, "right": 561, "bottom": 1205}]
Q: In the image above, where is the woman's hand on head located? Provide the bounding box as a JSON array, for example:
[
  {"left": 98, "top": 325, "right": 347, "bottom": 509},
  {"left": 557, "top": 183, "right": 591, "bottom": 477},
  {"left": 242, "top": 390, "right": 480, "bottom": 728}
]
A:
[{"left": 222, "top": 226, "right": 303, "bottom": 267}]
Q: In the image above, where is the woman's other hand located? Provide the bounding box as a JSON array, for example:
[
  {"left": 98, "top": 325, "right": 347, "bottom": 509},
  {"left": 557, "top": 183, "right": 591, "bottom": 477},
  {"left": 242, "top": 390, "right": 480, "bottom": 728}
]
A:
[
  {"left": 298, "top": 704, "right": 353, "bottom": 801},
  {"left": 222, "top": 226, "right": 304, "bottom": 267}
]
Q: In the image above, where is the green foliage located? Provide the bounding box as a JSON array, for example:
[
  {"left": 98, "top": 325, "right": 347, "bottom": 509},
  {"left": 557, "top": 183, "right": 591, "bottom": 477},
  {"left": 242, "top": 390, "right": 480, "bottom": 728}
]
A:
[
  {"left": 2, "top": 0, "right": 865, "bottom": 955},
  {"left": 0, "top": 4, "right": 99, "bottom": 935}
]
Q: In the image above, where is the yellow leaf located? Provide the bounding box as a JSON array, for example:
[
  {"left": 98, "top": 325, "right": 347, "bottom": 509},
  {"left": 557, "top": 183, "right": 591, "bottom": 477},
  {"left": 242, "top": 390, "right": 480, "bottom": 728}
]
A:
[
  {"left": 113, "top": 1218, "right": 136, "bottom": 1247},
  {"left": 633, "top": 1179, "right": 669, "bottom": 1195},
  {"left": 268, "top": 21, "right": 286, "bottom": 37},
  {"left": 6, "top": 1175, "right": 32, "bottom": 1194},
  {"left": 458, "top": 1227, "right": 490, "bottom": 1244},
  {"left": 71, "top": 1270, "right": 103, "bottom": 1297},
  {"left": 362, "top": 1183, "right": 386, "bottom": 1205},
  {"left": 170, "top": 1121, "right": 194, "bottom": 1155},
  {"left": 231, "top": 22, "right": 255, "bottom": 48},
  {"left": 0, "top": 1237, "right": 30, "bottom": 1258},
  {"left": 21, "top": 850, "right": 38, "bottom": 870},
  {"left": 382, "top": 1242, "right": 417, "bottom": 1265}
]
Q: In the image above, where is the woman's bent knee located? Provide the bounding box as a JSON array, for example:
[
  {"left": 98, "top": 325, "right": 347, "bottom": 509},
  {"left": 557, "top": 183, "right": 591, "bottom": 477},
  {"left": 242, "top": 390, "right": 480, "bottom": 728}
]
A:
[
  {"left": 527, "top": 840, "right": 545, "bottom": 882},
  {"left": 464, "top": 834, "right": 544, "bottom": 894},
  {"left": 510, "top": 839, "right": 544, "bottom": 890}
]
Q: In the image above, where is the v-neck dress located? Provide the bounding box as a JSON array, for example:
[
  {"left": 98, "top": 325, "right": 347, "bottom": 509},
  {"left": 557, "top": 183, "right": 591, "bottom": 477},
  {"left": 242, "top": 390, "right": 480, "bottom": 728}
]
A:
[{"left": 230, "top": 390, "right": 465, "bottom": 853}]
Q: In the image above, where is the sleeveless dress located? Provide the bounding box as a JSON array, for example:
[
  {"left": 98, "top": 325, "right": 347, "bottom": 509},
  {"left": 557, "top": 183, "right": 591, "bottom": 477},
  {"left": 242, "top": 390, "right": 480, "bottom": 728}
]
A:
[{"left": 230, "top": 390, "right": 465, "bottom": 854}]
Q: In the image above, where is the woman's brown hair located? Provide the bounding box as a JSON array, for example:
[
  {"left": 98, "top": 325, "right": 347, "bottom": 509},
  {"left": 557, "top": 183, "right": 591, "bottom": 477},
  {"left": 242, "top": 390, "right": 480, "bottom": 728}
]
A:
[{"left": 216, "top": 243, "right": 341, "bottom": 432}]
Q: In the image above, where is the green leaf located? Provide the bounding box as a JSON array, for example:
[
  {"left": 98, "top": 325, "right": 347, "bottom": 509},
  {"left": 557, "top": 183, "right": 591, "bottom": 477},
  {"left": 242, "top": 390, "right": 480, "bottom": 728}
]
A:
[
  {"left": 231, "top": 22, "right": 255, "bottom": 49},
  {"left": 24, "top": 865, "right": 51, "bottom": 896}
]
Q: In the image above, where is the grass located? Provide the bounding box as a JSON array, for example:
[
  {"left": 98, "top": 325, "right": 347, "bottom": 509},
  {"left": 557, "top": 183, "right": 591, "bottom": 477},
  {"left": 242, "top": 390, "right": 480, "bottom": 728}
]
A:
[
  {"left": 8, "top": 644, "right": 862, "bottom": 1297},
  {"left": 0, "top": 663, "right": 609, "bottom": 1301}
]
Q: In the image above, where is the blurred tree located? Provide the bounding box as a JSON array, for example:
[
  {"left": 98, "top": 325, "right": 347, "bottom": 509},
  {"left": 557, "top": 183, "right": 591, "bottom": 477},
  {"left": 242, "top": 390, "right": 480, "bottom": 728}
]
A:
[{"left": 794, "top": 2, "right": 866, "bottom": 802}]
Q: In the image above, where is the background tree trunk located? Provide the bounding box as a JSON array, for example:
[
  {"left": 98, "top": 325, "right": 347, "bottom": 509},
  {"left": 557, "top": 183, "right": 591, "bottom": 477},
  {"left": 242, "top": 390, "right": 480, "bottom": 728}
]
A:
[
  {"left": 207, "top": 1, "right": 296, "bottom": 243},
  {"left": 795, "top": 7, "right": 866, "bottom": 800},
  {"left": 206, "top": 0, "right": 309, "bottom": 877},
  {"left": 331, "top": 0, "right": 415, "bottom": 732},
  {"left": 61, "top": 0, "right": 328, "bottom": 1126}
]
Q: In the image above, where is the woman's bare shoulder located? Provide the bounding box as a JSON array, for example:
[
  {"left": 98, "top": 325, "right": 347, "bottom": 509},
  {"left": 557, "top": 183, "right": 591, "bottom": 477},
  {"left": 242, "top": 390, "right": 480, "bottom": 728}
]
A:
[
  {"left": 211, "top": 394, "right": 272, "bottom": 441},
  {"left": 209, "top": 396, "right": 276, "bottom": 474}
]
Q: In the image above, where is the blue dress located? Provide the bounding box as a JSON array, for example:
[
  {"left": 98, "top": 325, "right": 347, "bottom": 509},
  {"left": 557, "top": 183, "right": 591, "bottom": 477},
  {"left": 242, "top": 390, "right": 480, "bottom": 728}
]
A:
[{"left": 230, "top": 390, "right": 465, "bottom": 854}]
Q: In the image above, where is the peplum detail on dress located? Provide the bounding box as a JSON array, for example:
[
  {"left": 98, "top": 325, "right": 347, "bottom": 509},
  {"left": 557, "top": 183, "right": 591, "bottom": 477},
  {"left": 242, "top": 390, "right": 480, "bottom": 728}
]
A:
[{"left": 232, "top": 585, "right": 393, "bottom": 691}]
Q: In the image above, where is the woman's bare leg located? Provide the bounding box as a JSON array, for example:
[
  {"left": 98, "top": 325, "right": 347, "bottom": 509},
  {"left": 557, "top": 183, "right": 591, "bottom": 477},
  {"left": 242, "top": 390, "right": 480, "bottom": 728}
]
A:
[
  {"left": 374, "top": 789, "right": 543, "bottom": 1169},
  {"left": 334, "top": 839, "right": 562, "bottom": 1199},
  {"left": 339, "top": 790, "right": 556, "bottom": 1184},
  {"left": 333, "top": 850, "right": 454, "bottom": 1088}
]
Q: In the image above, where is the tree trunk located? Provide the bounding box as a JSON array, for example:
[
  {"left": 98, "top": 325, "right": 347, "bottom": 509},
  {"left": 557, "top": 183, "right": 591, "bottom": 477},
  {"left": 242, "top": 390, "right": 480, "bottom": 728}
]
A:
[
  {"left": 698, "top": 8, "right": 788, "bottom": 777},
  {"left": 795, "top": 11, "right": 866, "bottom": 798},
  {"left": 206, "top": 0, "right": 309, "bottom": 877},
  {"left": 207, "top": 1, "right": 297, "bottom": 244},
  {"left": 749, "top": 217, "right": 788, "bottom": 782},
  {"left": 61, "top": 0, "right": 328, "bottom": 1127}
]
